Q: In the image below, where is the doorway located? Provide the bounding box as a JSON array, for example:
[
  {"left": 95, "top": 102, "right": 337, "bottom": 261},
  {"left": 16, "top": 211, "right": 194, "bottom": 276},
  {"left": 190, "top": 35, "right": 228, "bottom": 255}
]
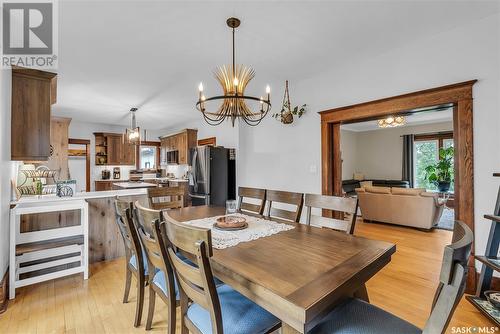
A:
[
  {"left": 320, "top": 80, "right": 476, "bottom": 292},
  {"left": 68, "top": 138, "right": 91, "bottom": 192}
]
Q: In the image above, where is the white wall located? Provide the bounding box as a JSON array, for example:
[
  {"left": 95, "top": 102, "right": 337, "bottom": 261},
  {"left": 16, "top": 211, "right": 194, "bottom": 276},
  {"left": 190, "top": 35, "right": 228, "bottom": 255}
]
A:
[
  {"left": 341, "top": 121, "right": 453, "bottom": 180},
  {"left": 238, "top": 13, "right": 500, "bottom": 256},
  {"left": 0, "top": 70, "right": 13, "bottom": 278},
  {"left": 340, "top": 129, "right": 358, "bottom": 180}
]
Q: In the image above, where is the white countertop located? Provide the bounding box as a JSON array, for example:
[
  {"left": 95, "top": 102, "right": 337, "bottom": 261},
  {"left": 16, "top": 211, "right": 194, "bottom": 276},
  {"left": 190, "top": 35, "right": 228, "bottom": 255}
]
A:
[
  {"left": 141, "top": 177, "right": 189, "bottom": 183},
  {"left": 10, "top": 188, "right": 148, "bottom": 205},
  {"left": 95, "top": 179, "right": 129, "bottom": 182},
  {"left": 112, "top": 182, "right": 157, "bottom": 189}
]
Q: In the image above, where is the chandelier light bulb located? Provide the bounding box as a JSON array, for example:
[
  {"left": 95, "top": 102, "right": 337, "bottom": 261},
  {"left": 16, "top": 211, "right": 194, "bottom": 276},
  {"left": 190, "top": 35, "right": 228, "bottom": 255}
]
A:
[
  {"left": 198, "top": 82, "right": 204, "bottom": 92},
  {"left": 266, "top": 85, "right": 271, "bottom": 94},
  {"left": 201, "top": 95, "right": 206, "bottom": 101},
  {"left": 260, "top": 96, "right": 263, "bottom": 104},
  {"left": 233, "top": 77, "right": 239, "bottom": 87}
]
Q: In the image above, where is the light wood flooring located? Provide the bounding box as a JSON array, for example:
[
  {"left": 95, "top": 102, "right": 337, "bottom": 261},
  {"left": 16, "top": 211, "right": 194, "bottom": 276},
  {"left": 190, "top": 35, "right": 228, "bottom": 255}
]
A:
[{"left": 0, "top": 219, "right": 493, "bottom": 333}]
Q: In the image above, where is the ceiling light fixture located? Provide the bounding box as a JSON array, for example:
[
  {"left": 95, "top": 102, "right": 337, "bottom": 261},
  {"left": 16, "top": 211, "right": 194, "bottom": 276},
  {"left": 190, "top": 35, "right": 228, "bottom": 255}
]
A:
[
  {"left": 196, "top": 17, "right": 271, "bottom": 126},
  {"left": 377, "top": 115, "right": 406, "bottom": 128},
  {"left": 126, "top": 107, "right": 140, "bottom": 145}
]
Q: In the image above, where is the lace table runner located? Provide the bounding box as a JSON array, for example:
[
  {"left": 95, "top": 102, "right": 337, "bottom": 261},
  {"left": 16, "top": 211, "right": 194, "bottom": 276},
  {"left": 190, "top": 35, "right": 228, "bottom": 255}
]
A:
[{"left": 182, "top": 213, "right": 295, "bottom": 249}]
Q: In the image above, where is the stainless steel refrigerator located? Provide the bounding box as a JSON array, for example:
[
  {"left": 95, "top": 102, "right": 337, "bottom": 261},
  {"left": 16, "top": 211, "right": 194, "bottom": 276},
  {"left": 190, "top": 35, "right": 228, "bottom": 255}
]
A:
[{"left": 188, "top": 146, "right": 236, "bottom": 206}]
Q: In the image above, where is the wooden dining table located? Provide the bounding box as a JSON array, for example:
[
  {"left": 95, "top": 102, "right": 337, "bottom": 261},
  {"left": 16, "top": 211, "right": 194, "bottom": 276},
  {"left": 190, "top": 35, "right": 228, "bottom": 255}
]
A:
[{"left": 167, "top": 205, "right": 396, "bottom": 334}]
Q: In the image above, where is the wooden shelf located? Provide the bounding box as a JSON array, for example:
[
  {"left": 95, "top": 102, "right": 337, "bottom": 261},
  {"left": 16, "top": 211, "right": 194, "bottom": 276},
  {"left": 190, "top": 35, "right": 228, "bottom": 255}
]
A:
[
  {"left": 485, "top": 214, "right": 500, "bottom": 223},
  {"left": 476, "top": 255, "right": 500, "bottom": 272},
  {"left": 16, "top": 235, "right": 84, "bottom": 256},
  {"left": 466, "top": 295, "right": 500, "bottom": 326}
]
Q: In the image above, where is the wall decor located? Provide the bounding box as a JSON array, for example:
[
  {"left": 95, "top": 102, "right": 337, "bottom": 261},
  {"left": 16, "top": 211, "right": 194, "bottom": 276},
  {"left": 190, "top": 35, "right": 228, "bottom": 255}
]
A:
[{"left": 272, "top": 80, "right": 306, "bottom": 125}]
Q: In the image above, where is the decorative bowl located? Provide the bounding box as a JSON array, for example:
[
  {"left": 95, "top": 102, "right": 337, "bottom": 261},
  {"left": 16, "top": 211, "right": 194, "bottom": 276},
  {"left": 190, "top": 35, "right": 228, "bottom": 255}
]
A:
[
  {"left": 214, "top": 216, "right": 248, "bottom": 231},
  {"left": 485, "top": 290, "right": 500, "bottom": 308}
]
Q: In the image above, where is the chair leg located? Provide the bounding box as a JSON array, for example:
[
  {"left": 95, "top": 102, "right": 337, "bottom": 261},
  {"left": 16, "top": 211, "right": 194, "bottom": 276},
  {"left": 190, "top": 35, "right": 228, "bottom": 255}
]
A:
[
  {"left": 180, "top": 295, "right": 189, "bottom": 334},
  {"left": 134, "top": 275, "right": 145, "bottom": 327},
  {"left": 123, "top": 268, "right": 132, "bottom": 303},
  {"left": 167, "top": 298, "right": 176, "bottom": 334},
  {"left": 145, "top": 286, "right": 156, "bottom": 330}
]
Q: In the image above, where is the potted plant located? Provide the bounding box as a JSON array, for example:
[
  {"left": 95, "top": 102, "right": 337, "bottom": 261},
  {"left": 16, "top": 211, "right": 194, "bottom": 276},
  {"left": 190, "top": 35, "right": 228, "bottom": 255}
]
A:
[{"left": 424, "top": 146, "right": 454, "bottom": 192}]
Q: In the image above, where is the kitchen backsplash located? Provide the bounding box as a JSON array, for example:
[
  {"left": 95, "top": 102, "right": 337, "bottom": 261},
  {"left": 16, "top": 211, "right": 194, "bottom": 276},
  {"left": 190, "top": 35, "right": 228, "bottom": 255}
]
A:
[
  {"left": 164, "top": 164, "right": 189, "bottom": 179},
  {"left": 92, "top": 165, "right": 136, "bottom": 180}
]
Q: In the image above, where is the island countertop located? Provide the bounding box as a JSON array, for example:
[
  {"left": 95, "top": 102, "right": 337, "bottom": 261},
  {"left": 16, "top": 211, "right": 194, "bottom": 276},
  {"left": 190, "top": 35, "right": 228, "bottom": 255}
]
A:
[
  {"left": 10, "top": 188, "right": 148, "bottom": 205},
  {"left": 112, "top": 182, "right": 157, "bottom": 189}
]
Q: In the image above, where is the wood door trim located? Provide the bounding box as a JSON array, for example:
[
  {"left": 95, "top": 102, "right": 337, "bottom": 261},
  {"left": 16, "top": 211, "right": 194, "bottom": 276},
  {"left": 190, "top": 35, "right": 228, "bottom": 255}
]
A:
[
  {"left": 319, "top": 80, "right": 477, "bottom": 293},
  {"left": 69, "top": 138, "right": 91, "bottom": 192},
  {"left": 198, "top": 137, "right": 217, "bottom": 146}
]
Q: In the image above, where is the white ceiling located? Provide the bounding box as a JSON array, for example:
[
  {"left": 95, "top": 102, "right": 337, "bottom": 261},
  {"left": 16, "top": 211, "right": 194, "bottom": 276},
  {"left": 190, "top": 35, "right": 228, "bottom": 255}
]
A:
[
  {"left": 341, "top": 108, "right": 453, "bottom": 132},
  {"left": 52, "top": 1, "right": 499, "bottom": 129}
]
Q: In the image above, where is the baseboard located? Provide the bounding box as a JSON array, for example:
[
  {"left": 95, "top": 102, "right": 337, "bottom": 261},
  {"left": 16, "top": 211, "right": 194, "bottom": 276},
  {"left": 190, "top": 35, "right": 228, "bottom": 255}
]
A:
[{"left": 0, "top": 269, "right": 8, "bottom": 314}]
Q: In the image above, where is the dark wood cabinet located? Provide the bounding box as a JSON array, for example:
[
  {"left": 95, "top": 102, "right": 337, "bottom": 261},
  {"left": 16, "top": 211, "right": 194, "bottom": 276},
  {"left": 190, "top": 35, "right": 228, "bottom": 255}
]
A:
[
  {"left": 121, "top": 139, "right": 135, "bottom": 165},
  {"left": 11, "top": 66, "right": 57, "bottom": 161},
  {"left": 106, "top": 134, "right": 122, "bottom": 165},
  {"left": 160, "top": 129, "right": 197, "bottom": 165},
  {"left": 94, "top": 180, "right": 127, "bottom": 191},
  {"left": 94, "top": 133, "right": 135, "bottom": 166}
]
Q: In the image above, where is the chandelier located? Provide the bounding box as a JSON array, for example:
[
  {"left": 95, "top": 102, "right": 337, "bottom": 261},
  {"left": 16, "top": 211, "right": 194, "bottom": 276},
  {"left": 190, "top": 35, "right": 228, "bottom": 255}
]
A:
[
  {"left": 125, "top": 107, "right": 140, "bottom": 145},
  {"left": 377, "top": 115, "right": 406, "bottom": 128},
  {"left": 196, "top": 17, "right": 271, "bottom": 126}
]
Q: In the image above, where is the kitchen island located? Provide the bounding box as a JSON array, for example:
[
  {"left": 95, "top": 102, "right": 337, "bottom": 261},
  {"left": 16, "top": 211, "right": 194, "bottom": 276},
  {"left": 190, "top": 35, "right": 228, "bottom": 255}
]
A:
[{"left": 9, "top": 189, "right": 149, "bottom": 298}]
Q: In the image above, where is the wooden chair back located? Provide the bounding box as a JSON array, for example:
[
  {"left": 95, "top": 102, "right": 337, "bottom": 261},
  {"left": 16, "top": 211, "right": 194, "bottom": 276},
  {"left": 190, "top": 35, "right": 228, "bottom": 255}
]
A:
[
  {"left": 148, "top": 186, "right": 184, "bottom": 210},
  {"left": 304, "top": 194, "right": 358, "bottom": 234},
  {"left": 134, "top": 202, "right": 165, "bottom": 275},
  {"left": 114, "top": 199, "right": 143, "bottom": 270},
  {"left": 161, "top": 212, "right": 221, "bottom": 334},
  {"left": 238, "top": 187, "right": 266, "bottom": 215},
  {"left": 422, "top": 220, "right": 473, "bottom": 334},
  {"left": 266, "top": 190, "right": 304, "bottom": 223}
]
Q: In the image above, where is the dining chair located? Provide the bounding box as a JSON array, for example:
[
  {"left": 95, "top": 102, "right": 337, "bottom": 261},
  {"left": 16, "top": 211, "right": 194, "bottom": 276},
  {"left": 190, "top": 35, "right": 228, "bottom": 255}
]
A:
[
  {"left": 160, "top": 213, "right": 281, "bottom": 334},
  {"left": 304, "top": 194, "right": 358, "bottom": 234},
  {"left": 265, "top": 189, "right": 304, "bottom": 223},
  {"left": 113, "top": 198, "right": 148, "bottom": 327},
  {"left": 238, "top": 187, "right": 266, "bottom": 215},
  {"left": 134, "top": 201, "right": 178, "bottom": 332},
  {"left": 309, "top": 220, "right": 473, "bottom": 334},
  {"left": 148, "top": 186, "right": 184, "bottom": 210}
]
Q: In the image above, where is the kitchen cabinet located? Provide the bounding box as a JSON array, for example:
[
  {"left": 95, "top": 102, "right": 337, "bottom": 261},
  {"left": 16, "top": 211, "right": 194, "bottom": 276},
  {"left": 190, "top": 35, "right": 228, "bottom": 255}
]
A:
[
  {"left": 46, "top": 117, "right": 71, "bottom": 180},
  {"left": 159, "top": 129, "right": 197, "bottom": 165},
  {"left": 95, "top": 180, "right": 127, "bottom": 191},
  {"left": 106, "top": 134, "right": 122, "bottom": 165},
  {"left": 94, "top": 133, "right": 135, "bottom": 166},
  {"left": 11, "top": 66, "right": 57, "bottom": 161}
]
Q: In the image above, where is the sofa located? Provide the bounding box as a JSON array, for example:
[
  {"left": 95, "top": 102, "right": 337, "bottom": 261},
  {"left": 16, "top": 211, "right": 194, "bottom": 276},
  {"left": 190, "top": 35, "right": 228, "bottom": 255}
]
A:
[
  {"left": 355, "top": 186, "right": 444, "bottom": 230},
  {"left": 342, "top": 179, "right": 409, "bottom": 196}
]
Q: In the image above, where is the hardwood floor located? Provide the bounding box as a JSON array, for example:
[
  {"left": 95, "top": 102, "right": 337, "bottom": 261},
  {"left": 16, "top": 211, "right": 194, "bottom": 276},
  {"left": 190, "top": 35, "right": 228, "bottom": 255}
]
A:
[{"left": 0, "top": 219, "right": 492, "bottom": 333}]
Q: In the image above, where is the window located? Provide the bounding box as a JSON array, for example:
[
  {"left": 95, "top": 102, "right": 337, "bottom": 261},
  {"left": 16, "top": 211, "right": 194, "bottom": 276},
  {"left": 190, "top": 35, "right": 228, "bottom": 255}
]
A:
[
  {"left": 139, "top": 146, "right": 157, "bottom": 169},
  {"left": 413, "top": 132, "right": 454, "bottom": 191},
  {"left": 414, "top": 140, "right": 439, "bottom": 190}
]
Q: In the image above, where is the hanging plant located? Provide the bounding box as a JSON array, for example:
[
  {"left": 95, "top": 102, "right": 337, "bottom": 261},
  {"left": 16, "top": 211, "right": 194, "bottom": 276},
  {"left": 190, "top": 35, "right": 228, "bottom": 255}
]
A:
[{"left": 272, "top": 80, "right": 306, "bottom": 124}]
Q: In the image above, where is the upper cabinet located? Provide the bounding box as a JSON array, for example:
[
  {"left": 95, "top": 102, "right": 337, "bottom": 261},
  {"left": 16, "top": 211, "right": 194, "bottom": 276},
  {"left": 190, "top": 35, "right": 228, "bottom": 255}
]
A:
[
  {"left": 11, "top": 66, "right": 57, "bottom": 161},
  {"left": 160, "top": 129, "right": 197, "bottom": 165},
  {"left": 94, "top": 132, "right": 135, "bottom": 166}
]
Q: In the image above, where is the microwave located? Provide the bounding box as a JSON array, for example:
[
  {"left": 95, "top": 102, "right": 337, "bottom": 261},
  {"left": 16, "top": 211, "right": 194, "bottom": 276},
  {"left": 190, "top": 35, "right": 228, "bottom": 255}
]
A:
[{"left": 167, "top": 150, "right": 179, "bottom": 164}]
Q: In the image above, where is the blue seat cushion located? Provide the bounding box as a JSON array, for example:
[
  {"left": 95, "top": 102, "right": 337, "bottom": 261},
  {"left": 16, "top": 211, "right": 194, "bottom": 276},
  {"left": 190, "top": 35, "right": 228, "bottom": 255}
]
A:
[
  {"left": 129, "top": 251, "right": 148, "bottom": 275},
  {"left": 152, "top": 270, "right": 180, "bottom": 300},
  {"left": 309, "top": 298, "right": 422, "bottom": 334},
  {"left": 187, "top": 284, "right": 280, "bottom": 334}
]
